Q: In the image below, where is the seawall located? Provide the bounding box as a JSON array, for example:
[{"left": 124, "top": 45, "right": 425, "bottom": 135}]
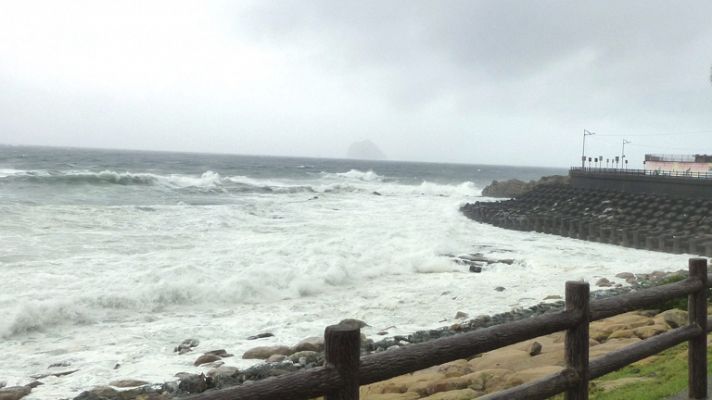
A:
[
  {"left": 461, "top": 184, "right": 712, "bottom": 256},
  {"left": 569, "top": 168, "right": 712, "bottom": 198}
]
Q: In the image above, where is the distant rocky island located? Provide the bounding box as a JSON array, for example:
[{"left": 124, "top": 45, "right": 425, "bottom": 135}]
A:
[{"left": 346, "top": 140, "right": 387, "bottom": 160}]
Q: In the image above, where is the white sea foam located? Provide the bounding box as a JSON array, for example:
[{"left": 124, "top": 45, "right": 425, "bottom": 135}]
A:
[
  {"left": 0, "top": 170, "right": 691, "bottom": 399},
  {"left": 328, "top": 169, "right": 384, "bottom": 182}
]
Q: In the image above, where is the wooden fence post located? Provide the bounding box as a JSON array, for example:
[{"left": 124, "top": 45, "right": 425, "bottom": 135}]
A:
[
  {"left": 325, "top": 323, "right": 361, "bottom": 400},
  {"left": 565, "top": 281, "right": 590, "bottom": 400},
  {"left": 688, "top": 258, "right": 708, "bottom": 399}
]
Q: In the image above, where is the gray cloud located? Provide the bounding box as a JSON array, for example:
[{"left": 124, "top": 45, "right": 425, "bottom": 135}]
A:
[{"left": 1, "top": 1, "right": 711, "bottom": 166}]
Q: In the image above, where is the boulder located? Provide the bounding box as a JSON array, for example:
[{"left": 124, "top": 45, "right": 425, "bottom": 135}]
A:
[
  {"left": 658, "top": 309, "right": 688, "bottom": 329},
  {"left": 266, "top": 354, "right": 287, "bottom": 363},
  {"left": 527, "top": 341, "right": 542, "bottom": 356},
  {"left": 206, "top": 366, "right": 240, "bottom": 388},
  {"left": 481, "top": 175, "right": 569, "bottom": 198},
  {"left": 194, "top": 354, "right": 222, "bottom": 366},
  {"left": 72, "top": 386, "right": 118, "bottom": 400},
  {"left": 109, "top": 379, "right": 149, "bottom": 388},
  {"left": 177, "top": 373, "right": 208, "bottom": 394},
  {"left": 454, "top": 311, "right": 469, "bottom": 319},
  {"left": 206, "top": 366, "right": 239, "bottom": 379},
  {"left": 633, "top": 324, "right": 669, "bottom": 340},
  {"left": 175, "top": 338, "right": 200, "bottom": 353},
  {"left": 339, "top": 318, "right": 369, "bottom": 328},
  {"left": 596, "top": 278, "right": 612, "bottom": 287},
  {"left": 246, "top": 332, "right": 274, "bottom": 340},
  {"left": 292, "top": 336, "right": 324, "bottom": 353},
  {"left": 289, "top": 351, "right": 321, "bottom": 365},
  {"left": 608, "top": 329, "right": 636, "bottom": 339},
  {"left": 0, "top": 386, "right": 31, "bottom": 400},
  {"left": 242, "top": 345, "right": 291, "bottom": 360},
  {"left": 204, "top": 349, "right": 232, "bottom": 357}
]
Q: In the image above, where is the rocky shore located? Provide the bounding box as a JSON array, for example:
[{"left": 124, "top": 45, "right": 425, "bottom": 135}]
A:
[
  {"left": 481, "top": 175, "right": 569, "bottom": 198},
  {"left": 0, "top": 271, "right": 681, "bottom": 400},
  {"left": 463, "top": 184, "right": 712, "bottom": 256}
]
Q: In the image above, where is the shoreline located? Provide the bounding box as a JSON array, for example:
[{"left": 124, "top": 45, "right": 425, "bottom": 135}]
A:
[{"left": 60, "top": 269, "right": 685, "bottom": 400}]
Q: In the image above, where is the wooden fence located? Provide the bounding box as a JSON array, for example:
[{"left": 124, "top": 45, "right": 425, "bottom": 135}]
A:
[{"left": 186, "top": 258, "right": 710, "bottom": 400}]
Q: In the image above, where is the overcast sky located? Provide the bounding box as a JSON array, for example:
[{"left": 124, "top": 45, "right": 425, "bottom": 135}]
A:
[{"left": 1, "top": 1, "right": 711, "bottom": 167}]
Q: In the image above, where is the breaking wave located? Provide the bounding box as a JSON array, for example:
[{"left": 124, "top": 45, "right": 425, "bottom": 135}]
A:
[{"left": 0, "top": 168, "right": 480, "bottom": 197}]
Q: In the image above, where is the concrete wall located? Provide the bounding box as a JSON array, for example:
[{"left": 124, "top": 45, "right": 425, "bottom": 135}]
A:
[
  {"left": 645, "top": 161, "right": 712, "bottom": 173},
  {"left": 569, "top": 170, "right": 712, "bottom": 198}
]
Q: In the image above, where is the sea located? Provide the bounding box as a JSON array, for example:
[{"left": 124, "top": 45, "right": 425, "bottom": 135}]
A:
[{"left": 0, "top": 145, "right": 691, "bottom": 398}]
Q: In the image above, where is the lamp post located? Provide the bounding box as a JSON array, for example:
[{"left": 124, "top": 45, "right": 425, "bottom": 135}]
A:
[
  {"left": 621, "top": 139, "right": 630, "bottom": 169},
  {"left": 582, "top": 129, "right": 595, "bottom": 168}
]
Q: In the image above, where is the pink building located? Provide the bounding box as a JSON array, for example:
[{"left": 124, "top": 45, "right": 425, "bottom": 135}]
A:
[{"left": 644, "top": 154, "right": 712, "bottom": 173}]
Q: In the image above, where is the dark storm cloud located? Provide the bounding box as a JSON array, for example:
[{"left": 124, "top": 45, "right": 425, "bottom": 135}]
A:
[
  {"left": 241, "top": 1, "right": 711, "bottom": 92},
  {"left": 230, "top": 1, "right": 712, "bottom": 165}
]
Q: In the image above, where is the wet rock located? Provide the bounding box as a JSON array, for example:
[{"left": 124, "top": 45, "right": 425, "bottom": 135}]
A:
[
  {"left": 177, "top": 373, "right": 208, "bottom": 394},
  {"left": 0, "top": 382, "right": 5, "bottom": 389},
  {"left": 494, "top": 286, "right": 506, "bottom": 292},
  {"left": 72, "top": 386, "right": 170, "bottom": 400},
  {"left": 615, "top": 272, "right": 635, "bottom": 280},
  {"left": 246, "top": 332, "right": 274, "bottom": 340},
  {"left": 469, "top": 265, "right": 482, "bottom": 273},
  {"left": 242, "top": 345, "right": 291, "bottom": 360},
  {"left": 454, "top": 311, "right": 469, "bottom": 319},
  {"left": 109, "top": 379, "right": 150, "bottom": 388},
  {"left": 201, "top": 360, "right": 225, "bottom": 369},
  {"left": 240, "top": 362, "right": 300, "bottom": 381},
  {"left": 292, "top": 336, "right": 324, "bottom": 353},
  {"left": 24, "top": 382, "right": 42, "bottom": 389},
  {"left": 72, "top": 386, "right": 118, "bottom": 400},
  {"left": 175, "top": 338, "right": 200, "bottom": 354},
  {"left": 194, "top": 354, "right": 222, "bottom": 366},
  {"left": 206, "top": 366, "right": 240, "bottom": 388},
  {"left": 205, "top": 349, "right": 233, "bottom": 358},
  {"left": 289, "top": 351, "right": 321, "bottom": 366},
  {"left": 528, "top": 341, "right": 542, "bottom": 356},
  {"left": 596, "top": 278, "right": 612, "bottom": 287},
  {"left": 266, "top": 354, "right": 287, "bottom": 363},
  {"left": 30, "top": 369, "right": 78, "bottom": 379},
  {"left": 338, "top": 318, "right": 369, "bottom": 328},
  {"left": 207, "top": 366, "right": 239, "bottom": 379},
  {"left": 482, "top": 175, "right": 569, "bottom": 198},
  {"left": 543, "top": 295, "right": 561, "bottom": 300},
  {"left": 0, "top": 386, "right": 31, "bottom": 400}
]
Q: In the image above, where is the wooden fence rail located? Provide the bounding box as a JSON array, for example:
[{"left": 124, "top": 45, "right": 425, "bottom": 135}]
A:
[{"left": 186, "top": 258, "right": 710, "bottom": 400}]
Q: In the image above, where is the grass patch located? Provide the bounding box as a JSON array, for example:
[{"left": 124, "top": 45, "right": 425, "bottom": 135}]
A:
[{"left": 548, "top": 339, "right": 712, "bottom": 400}]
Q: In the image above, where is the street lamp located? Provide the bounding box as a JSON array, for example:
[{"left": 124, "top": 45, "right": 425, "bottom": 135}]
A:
[
  {"left": 582, "top": 129, "right": 595, "bottom": 168},
  {"left": 621, "top": 139, "right": 630, "bottom": 169}
]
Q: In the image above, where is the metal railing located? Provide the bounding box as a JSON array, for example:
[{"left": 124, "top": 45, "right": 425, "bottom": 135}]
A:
[{"left": 570, "top": 167, "right": 712, "bottom": 180}]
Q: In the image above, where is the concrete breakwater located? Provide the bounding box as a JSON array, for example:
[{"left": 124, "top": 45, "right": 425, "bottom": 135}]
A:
[{"left": 461, "top": 184, "right": 712, "bottom": 256}]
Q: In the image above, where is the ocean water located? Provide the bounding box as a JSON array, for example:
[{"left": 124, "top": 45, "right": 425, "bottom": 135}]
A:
[{"left": 0, "top": 145, "right": 692, "bottom": 399}]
